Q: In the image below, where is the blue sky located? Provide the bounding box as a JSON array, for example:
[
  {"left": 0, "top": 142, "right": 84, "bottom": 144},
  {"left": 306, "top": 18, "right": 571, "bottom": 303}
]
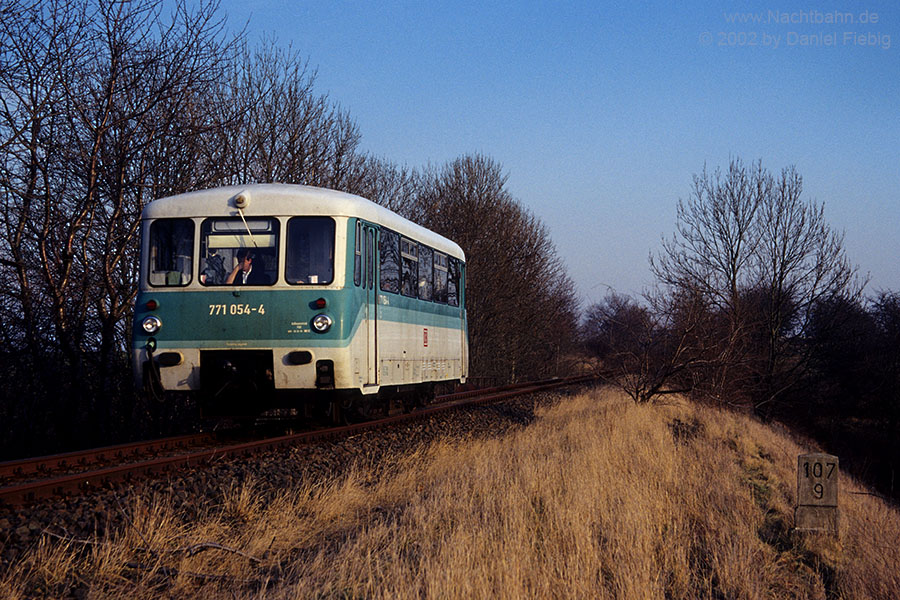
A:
[{"left": 219, "top": 0, "right": 900, "bottom": 304}]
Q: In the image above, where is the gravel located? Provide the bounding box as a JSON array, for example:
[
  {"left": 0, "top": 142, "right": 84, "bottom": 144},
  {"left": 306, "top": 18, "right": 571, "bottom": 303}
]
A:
[{"left": 0, "top": 387, "right": 587, "bottom": 590}]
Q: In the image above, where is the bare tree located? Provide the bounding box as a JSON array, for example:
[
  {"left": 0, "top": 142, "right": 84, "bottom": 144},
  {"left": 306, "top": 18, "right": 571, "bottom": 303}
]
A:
[
  {"left": 0, "top": 0, "right": 237, "bottom": 451},
  {"left": 872, "top": 292, "right": 900, "bottom": 427},
  {"left": 0, "top": 0, "right": 90, "bottom": 449},
  {"left": 750, "top": 166, "right": 861, "bottom": 414},
  {"left": 202, "top": 38, "right": 363, "bottom": 188},
  {"left": 413, "top": 154, "right": 579, "bottom": 382},
  {"left": 70, "top": 0, "right": 232, "bottom": 390},
  {"left": 651, "top": 159, "right": 862, "bottom": 416},
  {"left": 583, "top": 289, "right": 714, "bottom": 403},
  {"left": 0, "top": 0, "right": 85, "bottom": 363},
  {"left": 346, "top": 156, "right": 421, "bottom": 216}
]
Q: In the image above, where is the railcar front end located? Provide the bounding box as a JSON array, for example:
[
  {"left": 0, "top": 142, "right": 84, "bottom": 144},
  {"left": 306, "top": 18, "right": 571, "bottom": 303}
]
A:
[{"left": 131, "top": 185, "right": 467, "bottom": 417}]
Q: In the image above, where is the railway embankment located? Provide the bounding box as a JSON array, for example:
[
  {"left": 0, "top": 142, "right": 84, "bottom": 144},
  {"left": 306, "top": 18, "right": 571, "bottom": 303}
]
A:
[{"left": 2, "top": 386, "right": 899, "bottom": 598}]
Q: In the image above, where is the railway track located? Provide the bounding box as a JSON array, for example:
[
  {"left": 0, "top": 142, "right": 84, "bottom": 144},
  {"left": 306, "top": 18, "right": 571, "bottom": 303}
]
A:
[{"left": 0, "top": 375, "right": 595, "bottom": 507}]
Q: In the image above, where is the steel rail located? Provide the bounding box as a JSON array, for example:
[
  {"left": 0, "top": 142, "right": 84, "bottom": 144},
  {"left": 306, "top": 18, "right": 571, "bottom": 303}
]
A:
[
  {"left": 0, "top": 375, "right": 595, "bottom": 507},
  {"left": 0, "top": 432, "right": 217, "bottom": 480}
]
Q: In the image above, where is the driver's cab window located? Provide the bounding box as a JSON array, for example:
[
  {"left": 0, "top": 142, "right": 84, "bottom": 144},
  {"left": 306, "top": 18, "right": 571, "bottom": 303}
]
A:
[{"left": 199, "top": 217, "right": 279, "bottom": 286}]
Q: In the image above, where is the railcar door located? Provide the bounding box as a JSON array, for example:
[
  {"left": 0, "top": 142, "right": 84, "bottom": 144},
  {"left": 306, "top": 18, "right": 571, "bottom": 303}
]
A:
[
  {"left": 459, "top": 262, "right": 468, "bottom": 378},
  {"left": 364, "top": 225, "right": 378, "bottom": 384}
]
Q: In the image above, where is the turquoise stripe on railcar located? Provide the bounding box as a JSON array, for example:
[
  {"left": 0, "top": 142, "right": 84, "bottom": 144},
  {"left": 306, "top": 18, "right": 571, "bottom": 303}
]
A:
[
  {"left": 132, "top": 288, "right": 465, "bottom": 350},
  {"left": 133, "top": 289, "right": 362, "bottom": 348}
]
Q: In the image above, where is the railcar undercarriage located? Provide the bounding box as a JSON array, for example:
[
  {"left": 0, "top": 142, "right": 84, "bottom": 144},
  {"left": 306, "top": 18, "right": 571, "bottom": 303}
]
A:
[{"left": 172, "top": 349, "right": 438, "bottom": 422}]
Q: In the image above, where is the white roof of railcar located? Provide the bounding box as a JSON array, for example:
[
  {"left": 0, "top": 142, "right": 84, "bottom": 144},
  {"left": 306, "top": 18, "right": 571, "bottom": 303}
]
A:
[{"left": 143, "top": 184, "right": 465, "bottom": 260}]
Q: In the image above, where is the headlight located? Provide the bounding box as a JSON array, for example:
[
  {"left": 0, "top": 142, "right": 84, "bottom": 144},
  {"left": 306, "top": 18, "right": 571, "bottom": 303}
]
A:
[
  {"left": 142, "top": 315, "right": 162, "bottom": 334},
  {"left": 311, "top": 314, "right": 333, "bottom": 333}
]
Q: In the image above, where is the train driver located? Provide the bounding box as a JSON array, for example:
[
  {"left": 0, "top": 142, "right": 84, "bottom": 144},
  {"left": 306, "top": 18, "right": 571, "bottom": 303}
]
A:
[{"left": 226, "top": 248, "right": 269, "bottom": 285}]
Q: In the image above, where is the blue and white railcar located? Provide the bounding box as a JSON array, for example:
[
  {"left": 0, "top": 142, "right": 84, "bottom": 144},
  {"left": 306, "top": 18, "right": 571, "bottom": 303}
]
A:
[{"left": 132, "top": 184, "right": 468, "bottom": 416}]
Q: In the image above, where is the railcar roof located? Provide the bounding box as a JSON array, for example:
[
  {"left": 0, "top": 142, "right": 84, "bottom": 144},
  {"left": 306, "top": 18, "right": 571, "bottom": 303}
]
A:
[{"left": 143, "top": 184, "right": 464, "bottom": 260}]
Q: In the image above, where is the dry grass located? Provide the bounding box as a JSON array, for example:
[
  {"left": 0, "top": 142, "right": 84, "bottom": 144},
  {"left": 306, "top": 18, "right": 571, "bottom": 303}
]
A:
[{"left": 3, "top": 388, "right": 899, "bottom": 598}]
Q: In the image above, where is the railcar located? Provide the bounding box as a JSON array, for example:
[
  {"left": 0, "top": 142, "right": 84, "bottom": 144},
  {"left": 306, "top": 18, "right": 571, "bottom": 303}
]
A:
[{"left": 132, "top": 184, "right": 468, "bottom": 418}]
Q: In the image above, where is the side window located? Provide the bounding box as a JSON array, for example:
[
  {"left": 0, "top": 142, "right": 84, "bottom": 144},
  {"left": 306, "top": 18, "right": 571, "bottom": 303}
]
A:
[
  {"left": 448, "top": 257, "right": 460, "bottom": 307},
  {"left": 286, "top": 217, "right": 334, "bottom": 285},
  {"left": 379, "top": 228, "right": 400, "bottom": 293},
  {"left": 354, "top": 220, "right": 362, "bottom": 287},
  {"left": 418, "top": 244, "right": 433, "bottom": 301},
  {"left": 366, "top": 228, "right": 375, "bottom": 289},
  {"left": 433, "top": 252, "right": 449, "bottom": 304},
  {"left": 148, "top": 219, "right": 193, "bottom": 287},
  {"left": 400, "top": 238, "right": 418, "bottom": 298}
]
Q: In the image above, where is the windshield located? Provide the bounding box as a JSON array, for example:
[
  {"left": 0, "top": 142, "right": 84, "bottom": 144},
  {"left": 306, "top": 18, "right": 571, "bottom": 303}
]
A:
[
  {"left": 147, "top": 216, "right": 334, "bottom": 287},
  {"left": 199, "top": 217, "right": 279, "bottom": 286}
]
